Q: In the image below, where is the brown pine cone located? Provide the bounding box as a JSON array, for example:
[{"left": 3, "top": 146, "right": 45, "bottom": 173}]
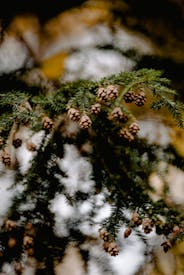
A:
[
  {"left": 90, "top": 103, "right": 101, "bottom": 114},
  {"left": 97, "top": 87, "right": 107, "bottom": 101},
  {"left": 110, "top": 107, "right": 128, "bottom": 122},
  {"left": 142, "top": 218, "right": 154, "bottom": 234},
  {"left": 161, "top": 240, "right": 172, "bottom": 253},
  {"left": 43, "top": 117, "right": 54, "bottom": 130},
  {"left": 107, "top": 241, "right": 119, "bottom": 256},
  {"left": 26, "top": 142, "right": 37, "bottom": 152},
  {"left": 123, "top": 91, "right": 135, "bottom": 103},
  {"left": 67, "top": 108, "right": 80, "bottom": 121},
  {"left": 1, "top": 151, "right": 11, "bottom": 166},
  {"left": 23, "top": 235, "right": 33, "bottom": 249},
  {"left": 119, "top": 128, "right": 134, "bottom": 142},
  {"left": 124, "top": 227, "right": 132, "bottom": 238},
  {"left": 8, "top": 237, "right": 17, "bottom": 248},
  {"left": 131, "top": 212, "right": 142, "bottom": 226},
  {"left": 12, "top": 138, "right": 22, "bottom": 148},
  {"left": 99, "top": 229, "right": 109, "bottom": 241},
  {"left": 106, "top": 85, "right": 119, "bottom": 100},
  {"left": 129, "top": 122, "right": 140, "bottom": 135},
  {"left": 5, "top": 220, "right": 17, "bottom": 231},
  {"left": 134, "top": 91, "right": 147, "bottom": 106},
  {"left": 110, "top": 107, "right": 122, "bottom": 119},
  {"left": 79, "top": 115, "right": 92, "bottom": 129}
]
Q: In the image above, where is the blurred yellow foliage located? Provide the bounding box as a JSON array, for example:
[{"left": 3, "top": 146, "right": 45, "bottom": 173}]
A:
[{"left": 40, "top": 51, "right": 68, "bottom": 80}]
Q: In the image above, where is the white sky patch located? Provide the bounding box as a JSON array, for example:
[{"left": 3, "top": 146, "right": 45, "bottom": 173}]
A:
[
  {"left": 57, "top": 144, "right": 95, "bottom": 196},
  {"left": 42, "top": 24, "right": 113, "bottom": 60},
  {"left": 50, "top": 194, "right": 74, "bottom": 219},
  {"left": 1, "top": 262, "right": 16, "bottom": 275},
  {"left": 92, "top": 203, "right": 111, "bottom": 223},
  {"left": 62, "top": 48, "right": 135, "bottom": 81},
  {"left": 50, "top": 194, "right": 75, "bottom": 237},
  {"left": 114, "top": 27, "right": 154, "bottom": 54},
  {"left": 0, "top": 171, "right": 16, "bottom": 222},
  {"left": 0, "top": 36, "right": 28, "bottom": 74},
  {"left": 78, "top": 201, "right": 93, "bottom": 215},
  {"left": 16, "top": 130, "right": 45, "bottom": 174},
  {"left": 138, "top": 118, "right": 171, "bottom": 146}
]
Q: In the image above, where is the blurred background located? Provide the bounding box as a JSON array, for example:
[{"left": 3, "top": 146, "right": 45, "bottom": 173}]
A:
[{"left": 0, "top": 1, "right": 184, "bottom": 274}]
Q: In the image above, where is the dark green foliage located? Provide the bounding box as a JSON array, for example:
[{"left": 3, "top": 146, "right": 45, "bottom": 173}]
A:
[{"left": 0, "top": 68, "right": 183, "bottom": 272}]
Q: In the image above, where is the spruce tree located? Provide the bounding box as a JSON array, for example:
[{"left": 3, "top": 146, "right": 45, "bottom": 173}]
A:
[{"left": 0, "top": 1, "right": 183, "bottom": 274}]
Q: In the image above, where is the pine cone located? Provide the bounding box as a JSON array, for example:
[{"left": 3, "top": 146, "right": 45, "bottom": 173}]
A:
[
  {"left": 99, "top": 229, "right": 109, "bottom": 241},
  {"left": 129, "top": 122, "right": 140, "bottom": 135},
  {"left": 119, "top": 128, "right": 134, "bottom": 142},
  {"left": 43, "top": 117, "right": 54, "bottom": 130},
  {"left": 161, "top": 240, "right": 172, "bottom": 253},
  {"left": 67, "top": 108, "right": 80, "bottom": 121},
  {"left": 8, "top": 237, "right": 17, "bottom": 248},
  {"left": 1, "top": 151, "right": 11, "bottom": 166},
  {"left": 106, "top": 85, "right": 119, "bottom": 100},
  {"left": 23, "top": 235, "right": 33, "bottom": 249},
  {"left": 97, "top": 85, "right": 118, "bottom": 102},
  {"left": 123, "top": 91, "right": 135, "bottom": 103},
  {"left": 90, "top": 103, "right": 101, "bottom": 114},
  {"left": 107, "top": 241, "right": 119, "bottom": 256},
  {"left": 110, "top": 107, "right": 128, "bottom": 122},
  {"left": 12, "top": 138, "right": 22, "bottom": 148},
  {"left": 134, "top": 91, "right": 146, "bottom": 106},
  {"left": 124, "top": 227, "right": 132, "bottom": 238},
  {"left": 26, "top": 142, "right": 37, "bottom": 152},
  {"left": 131, "top": 212, "right": 142, "bottom": 226},
  {"left": 79, "top": 115, "right": 92, "bottom": 129},
  {"left": 142, "top": 218, "right": 154, "bottom": 234},
  {"left": 97, "top": 87, "right": 108, "bottom": 102},
  {"left": 5, "top": 220, "right": 17, "bottom": 231}
]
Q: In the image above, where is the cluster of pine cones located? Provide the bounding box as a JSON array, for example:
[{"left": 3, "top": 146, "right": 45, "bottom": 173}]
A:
[
  {"left": 67, "top": 85, "right": 146, "bottom": 140},
  {"left": 99, "top": 229, "right": 120, "bottom": 256},
  {"left": 1, "top": 220, "right": 35, "bottom": 258},
  {"left": 100, "top": 211, "right": 183, "bottom": 255}
]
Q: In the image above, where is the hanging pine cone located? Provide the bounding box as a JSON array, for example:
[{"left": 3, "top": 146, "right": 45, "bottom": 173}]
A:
[
  {"left": 67, "top": 108, "right": 80, "bottom": 121},
  {"left": 5, "top": 220, "right": 17, "bottom": 231},
  {"left": 107, "top": 241, "right": 119, "bottom": 256},
  {"left": 97, "top": 87, "right": 108, "bottom": 101},
  {"left": 109, "top": 107, "right": 128, "bottom": 122},
  {"left": 142, "top": 218, "right": 154, "bottom": 234},
  {"left": 97, "top": 85, "right": 118, "bottom": 102},
  {"left": 8, "top": 237, "right": 17, "bottom": 248},
  {"left": 42, "top": 117, "right": 54, "bottom": 131},
  {"left": 1, "top": 151, "right": 11, "bottom": 166},
  {"left": 79, "top": 115, "right": 92, "bottom": 129},
  {"left": 123, "top": 91, "right": 135, "bottom": 103},
  {"left": 23, "top": 235, "right": 33, "bottom": 249},
  {"left": 131, "top": 212, "right": 142, "bottom": 226},
  {"left": 90, "top": 103, "right": 101, "bottom": 114},
  {"left": 161, "top": 240, "right": 172, "bottom": 253},
  {"left": 134, "top": 91, "right": 147, "bottom": 106},
  {"left": 99, "top": 229, "right": 109, "bottom": 241},
  {"left": 119, "top": 128, "right": 134, "bottom": 142},
  {"left": 106, "top": 85, "right": 119, "bottom": 100},
  {"left": 124, "top": 227, "right": 132, "bottom": 238},
  {"left": 12, "top": 138, "right": 22, "bottom": 148},
  {"left": 26, "top": 142, "right": 37, "bottom": 152},
  {"left": 129, "top": 122, "right": 140, "bottom": 135}
]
